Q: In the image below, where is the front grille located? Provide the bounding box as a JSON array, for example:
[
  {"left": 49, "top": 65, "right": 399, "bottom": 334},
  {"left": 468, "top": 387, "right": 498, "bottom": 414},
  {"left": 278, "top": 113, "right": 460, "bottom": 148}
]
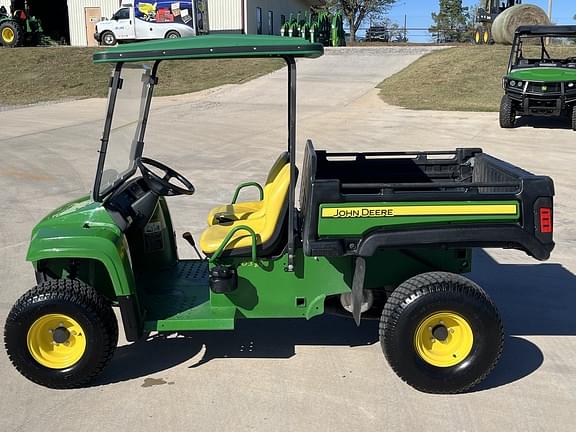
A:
[
  {"left": 527, "top": 99, "right": 557, "bottom": 108},
  {"left": 526, "top": 82, "right": 561, "bottom": 94}
]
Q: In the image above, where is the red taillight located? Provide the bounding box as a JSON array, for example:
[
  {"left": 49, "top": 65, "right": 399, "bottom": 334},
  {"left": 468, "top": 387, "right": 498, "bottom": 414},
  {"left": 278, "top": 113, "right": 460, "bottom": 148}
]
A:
[{"left": 539, "top": 208, "right": 553, "bottom": 233}]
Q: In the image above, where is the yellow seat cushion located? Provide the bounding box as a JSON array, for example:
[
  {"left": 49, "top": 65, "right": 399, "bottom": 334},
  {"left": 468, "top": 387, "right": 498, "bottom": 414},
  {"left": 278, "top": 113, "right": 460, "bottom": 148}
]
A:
[
  {"left": 206, "top": 152, "right": 289, "bottom": 226},
  {"left": 200, "top": 163, "right": 290, "bottom": 254},
  {"left": 206, "top": 201, "right": 263, "bottom": 225}
]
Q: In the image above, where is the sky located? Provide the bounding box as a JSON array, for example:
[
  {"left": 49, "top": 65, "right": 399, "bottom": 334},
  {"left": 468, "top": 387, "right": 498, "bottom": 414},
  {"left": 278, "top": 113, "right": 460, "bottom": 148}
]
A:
[{"left": 379, "top": 0, "right": 574, "bottom": 41}]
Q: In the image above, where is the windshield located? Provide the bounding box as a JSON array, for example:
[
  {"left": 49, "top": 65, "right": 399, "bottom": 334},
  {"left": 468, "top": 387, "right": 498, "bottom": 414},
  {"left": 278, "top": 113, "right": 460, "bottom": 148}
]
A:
[
  {"left": 512, "top": 36, "right": 576, "bottom": 69},
  {"left": 97, "top": 64, "right": 151, "bottom": 198}
]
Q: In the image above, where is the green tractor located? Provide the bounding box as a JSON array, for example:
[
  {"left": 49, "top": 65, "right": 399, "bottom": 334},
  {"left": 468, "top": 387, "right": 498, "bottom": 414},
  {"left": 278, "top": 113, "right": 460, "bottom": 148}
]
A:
[
  {"left": 500, "top": 25, "right": 576, "bottom": 130},
  {"left": 4, "top": 35, "right": 555, "bottom": 394},
  {"left": 0, "top": 0, "right": 43, "bottom": 47}
]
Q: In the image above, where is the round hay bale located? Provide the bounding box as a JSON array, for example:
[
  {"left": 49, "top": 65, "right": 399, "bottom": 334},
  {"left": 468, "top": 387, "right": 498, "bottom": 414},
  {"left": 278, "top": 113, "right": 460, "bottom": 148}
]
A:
[{"left": 492, "top": 5, "right": 550, "bottom": 45}]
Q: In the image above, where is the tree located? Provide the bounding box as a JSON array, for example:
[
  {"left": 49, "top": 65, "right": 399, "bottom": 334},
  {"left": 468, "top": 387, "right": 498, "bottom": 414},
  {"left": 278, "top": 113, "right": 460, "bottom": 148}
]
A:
[
  {"left": 429, "top": 0, "right": 470, "bottom": 43},
  {"left": 372, "top": 17, "right": 408, "bottom": 42},
  {"left": 326, "top": 0, "right": 397, "bottom": 42}
]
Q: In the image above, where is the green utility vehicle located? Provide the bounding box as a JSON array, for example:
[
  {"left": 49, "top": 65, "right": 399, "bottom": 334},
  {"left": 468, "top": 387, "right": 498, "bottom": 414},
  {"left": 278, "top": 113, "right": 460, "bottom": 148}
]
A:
[
  {"left": 0, "top": 1, "right": 43, "bottom": 47},
  {"left": 4, "top": 36, "right": 555, "bottom": 394},
  {"left": 500, "top": 25, "right": 576, "bottom": 129}
]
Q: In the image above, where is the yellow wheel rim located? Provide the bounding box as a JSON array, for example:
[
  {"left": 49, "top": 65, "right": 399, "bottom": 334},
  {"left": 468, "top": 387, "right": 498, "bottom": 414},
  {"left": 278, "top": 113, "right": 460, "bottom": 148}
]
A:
[
  {"left": 414, "top": 311, "right": 473, "bottom": 368},
  {"left": 483, "top": 30, "right": 489, "bottom": 44},
  {"left": 2, "top": 27, "right": 15, "bottom": 44},
  {"left": 27, "top": 314, "right": 87, "bottom": 369},
  {"left": 475, "top": 30, "right": 481, "bottom": 44}
]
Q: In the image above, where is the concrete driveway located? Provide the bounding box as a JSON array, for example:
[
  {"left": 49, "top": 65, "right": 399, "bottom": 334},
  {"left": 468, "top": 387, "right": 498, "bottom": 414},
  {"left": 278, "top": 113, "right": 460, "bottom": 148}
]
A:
[{"left": 1, "top": 46, "right": 575, "bottom": 432}]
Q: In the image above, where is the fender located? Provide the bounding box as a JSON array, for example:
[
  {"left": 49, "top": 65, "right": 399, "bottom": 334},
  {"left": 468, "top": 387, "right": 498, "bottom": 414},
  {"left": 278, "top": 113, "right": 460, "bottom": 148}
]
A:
[
  {"left": 25, "top": 196, "right": 136, "bottom": 297},
  {"left": 27, "top": 227, "right": 135, "bottom": 296}
]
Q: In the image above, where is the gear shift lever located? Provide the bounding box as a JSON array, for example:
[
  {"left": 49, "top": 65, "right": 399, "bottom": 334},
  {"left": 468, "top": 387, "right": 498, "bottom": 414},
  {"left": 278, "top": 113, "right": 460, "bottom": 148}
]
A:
[{"left": 182, "top": 232, "right": 204, "bottom": 260}]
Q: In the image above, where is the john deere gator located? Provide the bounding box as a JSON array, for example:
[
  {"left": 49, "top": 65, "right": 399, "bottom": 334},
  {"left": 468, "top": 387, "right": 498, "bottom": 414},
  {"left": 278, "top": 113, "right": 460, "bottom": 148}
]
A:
[
  {"left": 4, "top": 35, "right": 555, "bottom": 394},
  {"left": 501, "top": 25, "right": 576, "bottom": 129}
]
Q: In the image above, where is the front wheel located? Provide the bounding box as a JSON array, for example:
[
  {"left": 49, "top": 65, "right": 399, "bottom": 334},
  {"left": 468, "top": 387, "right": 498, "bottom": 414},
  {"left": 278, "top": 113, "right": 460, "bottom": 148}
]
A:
[
  {"left": 571, "top": 106, "right": 576, "bottom": 131},
  {"left": 165, "top": 30, "right": 181, "bottom": 39},
  {"left": 100, "top": 31, "right": 116, "bottom": 46},
  {"left": 4, "top": 279, "right": 118, "bottom": 389},
  {"left": 380, "top": 272, "right": 503, "bottom": 394},
  {"left": 0, "top": 21, "right": 23, "bottom": 47},
  {"left": 499, "top": 95, "right": 517, "bottom": 128}
]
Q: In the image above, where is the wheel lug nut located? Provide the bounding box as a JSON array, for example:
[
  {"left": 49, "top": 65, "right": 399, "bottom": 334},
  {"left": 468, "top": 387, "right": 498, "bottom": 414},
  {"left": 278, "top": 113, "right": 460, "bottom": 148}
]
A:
[
  {"left": 48, "top": 329, "right": 53, "bottom": 334},
  {"left": 430, "top": 337, "right": 435, "bottom": 343},
  {"left": 439, "top": 320, "right": 444, "bottom": 325},
  {"left": 71, "top": 330, "right": 77, "bottom": 336},
  {"left": 449, "top": 328, "right": 454, "bottom": 334},
  {"left": 428, "top": 326, "right": 432, "bottom": 331}
]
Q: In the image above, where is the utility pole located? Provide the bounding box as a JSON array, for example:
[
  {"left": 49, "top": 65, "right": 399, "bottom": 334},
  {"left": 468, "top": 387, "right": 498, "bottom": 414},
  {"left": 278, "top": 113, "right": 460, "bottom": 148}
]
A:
[
  {"left": 403, "top": 14, "right": 407, "bottom": 42},
  {"left": 547, "top": 0, "right": 553, "bottom": 21}
]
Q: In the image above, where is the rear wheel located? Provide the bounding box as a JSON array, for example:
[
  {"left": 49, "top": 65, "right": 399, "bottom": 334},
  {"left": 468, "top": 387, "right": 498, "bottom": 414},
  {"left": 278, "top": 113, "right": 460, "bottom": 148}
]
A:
[
  {"left": 4, "top": 279, "right": 118, "bottom": 389},
  {"left": 0, "top": 20, "right": 23, "bottom": 47},
  {"left": 165, "top": 30, "right": 180, "bottom": 39},
  {"left": 380, "top": 272, "right": 503, "bottom": 394},
  {"left": 100, "top": 31, "right": 116, "bottom": 46},
  {"left": 474, "top": 28, "right": 482, "bottom": 44},
  {"left": 499, "top": 95, "right": 517, "bottom": 128},
  {"left": 483, "top": 27, "right": 491, "bottom": 44}
]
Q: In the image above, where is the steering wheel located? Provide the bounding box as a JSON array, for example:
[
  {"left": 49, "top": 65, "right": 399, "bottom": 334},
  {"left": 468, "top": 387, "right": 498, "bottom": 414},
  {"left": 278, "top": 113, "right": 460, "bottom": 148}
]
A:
[{"left": 137, "top": 157, "right": 195, "bottom": 196}]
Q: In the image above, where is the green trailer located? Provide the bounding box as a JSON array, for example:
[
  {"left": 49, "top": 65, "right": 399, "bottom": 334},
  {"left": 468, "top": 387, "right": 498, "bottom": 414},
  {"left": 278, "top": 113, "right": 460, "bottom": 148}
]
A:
[{"left": 4, "top": 35, "right": 555, "bottom": 394}]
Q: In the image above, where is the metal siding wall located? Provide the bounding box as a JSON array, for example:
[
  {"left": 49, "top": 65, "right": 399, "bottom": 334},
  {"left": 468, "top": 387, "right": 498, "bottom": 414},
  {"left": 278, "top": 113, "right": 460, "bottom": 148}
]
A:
[
  {"left": 67, "top": 0, "right": 121, "bottom": 46},
  {"left": 207, "top": 0, "right": 242, "bottom": 32},
  {"left": 0, "top": 0, "right": 9, "bottom": 11}
]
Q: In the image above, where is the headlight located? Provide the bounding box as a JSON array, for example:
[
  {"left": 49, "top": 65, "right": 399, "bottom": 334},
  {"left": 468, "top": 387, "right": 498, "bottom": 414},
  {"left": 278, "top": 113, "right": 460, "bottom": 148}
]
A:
[
  {"left": 510, "top": 80, "right": 516, "bottom": 87},
  {"left": 517, "top": 81, "right": 523, "bottom": 88}
]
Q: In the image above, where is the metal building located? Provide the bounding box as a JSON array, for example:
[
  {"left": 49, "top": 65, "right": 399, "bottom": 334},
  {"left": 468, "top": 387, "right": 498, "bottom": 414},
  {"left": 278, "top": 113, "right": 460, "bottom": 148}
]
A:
[{"left": 0, "top": 0, "right": 320, "bottom": 47}]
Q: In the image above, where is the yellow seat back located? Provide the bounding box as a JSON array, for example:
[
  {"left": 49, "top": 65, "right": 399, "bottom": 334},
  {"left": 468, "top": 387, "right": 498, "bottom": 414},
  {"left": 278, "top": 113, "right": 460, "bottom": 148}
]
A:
[
  {"left": 252, "top": 162, "right": 290, "bottom": 221},
  {"left": 264, "top": 152, "right": 289, "bottom": 188}
]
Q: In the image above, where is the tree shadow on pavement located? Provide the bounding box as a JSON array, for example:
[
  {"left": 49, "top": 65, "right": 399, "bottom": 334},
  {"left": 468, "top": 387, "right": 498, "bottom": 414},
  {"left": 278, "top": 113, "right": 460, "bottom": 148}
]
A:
[{"left": 95, "top": 249, "right": 576, "bottom": 392}]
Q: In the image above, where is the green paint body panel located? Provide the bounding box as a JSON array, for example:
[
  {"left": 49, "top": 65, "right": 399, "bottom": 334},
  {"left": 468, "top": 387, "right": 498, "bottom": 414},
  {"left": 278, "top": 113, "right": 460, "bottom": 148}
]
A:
[
  {"left": 212, "top": 251, "right": 352, "bottom": 320},
  {"left": 317, "top": 201, "right": 520, "bottom": 237},
  {"left": 93, "top": 34, "right": 324, "bottom": 64},
  {"left": 26, "top": 196, "right": 135, "bottom": 297},
  {"left": 507, "top": 67, "right": 576, "bottom": 82},
  {"left": 25, "top": 197, "right": 470, "bottom": 333},
  {"left": 140, "top": 248, "right": 468, "bottom": 332}
]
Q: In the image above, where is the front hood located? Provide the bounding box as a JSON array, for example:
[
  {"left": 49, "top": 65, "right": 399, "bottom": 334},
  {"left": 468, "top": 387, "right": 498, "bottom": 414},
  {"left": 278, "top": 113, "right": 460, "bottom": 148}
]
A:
[
  {"left": 96, "top": 19, "right": 115, "bottom": 26},
  {"left": 508, "top": 67, "right": 576, "bottom": 82},
  {"left": 30, "top": 196, "right": 119, "bottom": 244}
]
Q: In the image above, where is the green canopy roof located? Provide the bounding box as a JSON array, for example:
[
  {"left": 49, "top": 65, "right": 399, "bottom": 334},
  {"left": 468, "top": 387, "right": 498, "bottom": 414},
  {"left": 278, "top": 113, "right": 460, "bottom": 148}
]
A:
[{"left": 93, "top": 35, "right": 324, "bottom": 64}]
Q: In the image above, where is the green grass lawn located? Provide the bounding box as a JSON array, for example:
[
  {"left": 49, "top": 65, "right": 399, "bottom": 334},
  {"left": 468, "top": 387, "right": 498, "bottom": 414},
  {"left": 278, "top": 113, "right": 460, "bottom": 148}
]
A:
[
  {"left": 378, "top": 45, "right": 511, "bottom": 112},
  {"left": 0, "top": 47, "right": 283, "bottom": 106}
]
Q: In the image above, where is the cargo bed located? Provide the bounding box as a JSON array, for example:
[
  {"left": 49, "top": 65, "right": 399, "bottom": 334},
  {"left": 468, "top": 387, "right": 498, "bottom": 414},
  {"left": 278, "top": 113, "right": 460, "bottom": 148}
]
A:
[{"left": 300, "top": 141, "right": 554, "bottom": 260}]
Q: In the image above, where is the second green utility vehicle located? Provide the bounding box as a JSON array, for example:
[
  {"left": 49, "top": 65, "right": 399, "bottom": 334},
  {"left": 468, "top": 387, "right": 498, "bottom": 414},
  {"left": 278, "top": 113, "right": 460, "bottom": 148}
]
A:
[
  {"left": 501, "top": 25, "right": 576, "bottom": 129},
  {"left": 4, "top": 35, "right": 555, "bottom": 394}
]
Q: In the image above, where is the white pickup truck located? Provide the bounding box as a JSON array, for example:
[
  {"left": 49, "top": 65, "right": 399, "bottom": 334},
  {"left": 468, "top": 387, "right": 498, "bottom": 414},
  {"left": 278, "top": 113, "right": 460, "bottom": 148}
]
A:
[{"left": 95, "top": 1, "right": 198, "bottom": 46}]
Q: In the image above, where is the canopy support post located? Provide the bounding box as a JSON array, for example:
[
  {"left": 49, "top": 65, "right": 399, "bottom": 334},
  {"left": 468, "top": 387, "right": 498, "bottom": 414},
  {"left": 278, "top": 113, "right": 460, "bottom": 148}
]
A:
[{"left": 285, "top": 56, "right": 297, "bottom": 272}]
